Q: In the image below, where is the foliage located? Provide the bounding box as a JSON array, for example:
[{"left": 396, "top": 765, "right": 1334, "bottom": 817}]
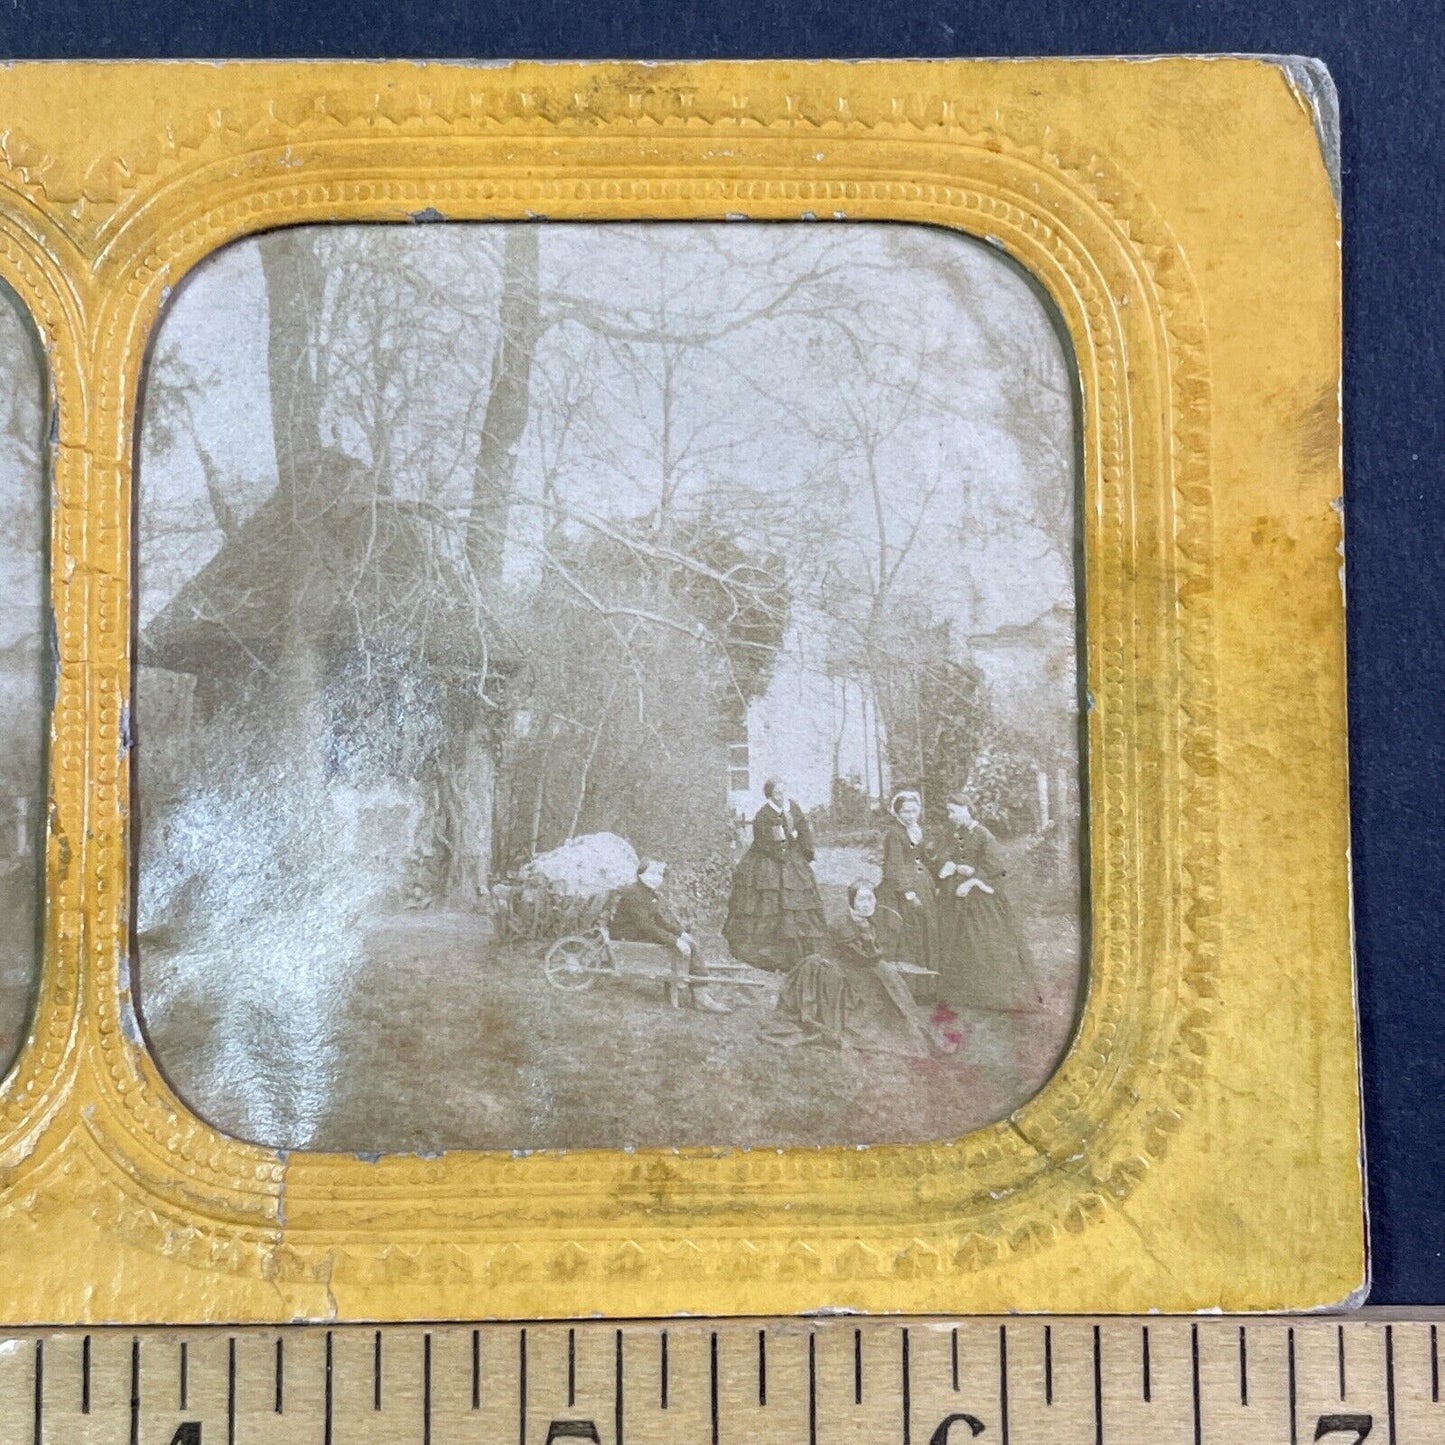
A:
[
  {"left": 916, "top": 652, "right": 995, "bottom": 810},
  {"left": 1010, "top": 823, "right": 1081, "bottom": 916},
  {"left": 137, "top": 685, "right": 431, "bottom": 947},
  {"left": 493, "top": 544, "right": 735, "bottom": 870},
  {"left": 494, "top": 498, "right": 795, "bottom": 871},
  {"left": 859, "top": 614, "right": 1000, "bottom": 819},
  {"left": 965, "top": 742, "right": 1042, "bottom": 839},
  {"left": 828, "top": 773, "right": 875, "bottom": 831},
  {"left": 661, "top": 835, "right": 738, "bottom": 927},
  {"left": 667, "top": 510, "right": 791, "bottom": 706}
]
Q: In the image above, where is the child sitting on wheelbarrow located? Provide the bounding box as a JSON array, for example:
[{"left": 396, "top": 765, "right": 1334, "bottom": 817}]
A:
[{"left": 611, "top": 859, "right": 732, "bottom": 1014}]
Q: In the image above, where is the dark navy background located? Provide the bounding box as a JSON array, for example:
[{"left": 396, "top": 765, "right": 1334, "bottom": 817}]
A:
[{"left": 0, "top": 1, "right": 1440, "bottom": 1303}]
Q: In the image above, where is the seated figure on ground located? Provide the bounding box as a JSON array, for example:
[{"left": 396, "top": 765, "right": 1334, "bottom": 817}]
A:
[{"left": 757, "top": 881, "right": 949, "bottom": 1057}]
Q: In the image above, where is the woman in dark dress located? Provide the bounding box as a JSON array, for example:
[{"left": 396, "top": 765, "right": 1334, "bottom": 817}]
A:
[
  {"left": 723, "top": 777, "right": 827, "bottom": 970},
  {"left": 832, "top": 880, "right": 946, "bottom": 1052},
  {"left": 875, "top": 790, "right": 939, "bottom": 971},
  {"left": 757, "top": 881, "right": 941, "bottom": 1056},
  {"left": 934, "top": 792, "right": 1042, "bottom": 1012},
  {"left": 833, "top": 880, "right": 906, "bottom": 971}
]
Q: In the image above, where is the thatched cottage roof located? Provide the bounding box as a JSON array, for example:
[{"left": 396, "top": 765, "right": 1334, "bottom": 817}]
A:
[{"left": 143, "top": 450, "right": 512, "bottom": 679}]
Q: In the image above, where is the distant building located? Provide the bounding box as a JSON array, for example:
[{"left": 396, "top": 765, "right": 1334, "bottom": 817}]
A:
[{"left": 965, "top": 599, "right": 1079, "bottom": 828}]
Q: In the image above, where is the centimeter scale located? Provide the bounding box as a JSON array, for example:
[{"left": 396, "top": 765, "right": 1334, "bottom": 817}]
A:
[{"left": 1, "top": 1315, "right": 1440, "bottom": 1445}]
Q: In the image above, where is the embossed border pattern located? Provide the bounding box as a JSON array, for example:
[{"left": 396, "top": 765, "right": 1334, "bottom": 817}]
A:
[{"left": 0, "top": 60, "right": 1358, "bottom": 1323}]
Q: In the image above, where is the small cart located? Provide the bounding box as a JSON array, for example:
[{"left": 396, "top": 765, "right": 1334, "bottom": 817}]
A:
[{"left": 542, "top": 896, "right": 774, "bottom": 1003}]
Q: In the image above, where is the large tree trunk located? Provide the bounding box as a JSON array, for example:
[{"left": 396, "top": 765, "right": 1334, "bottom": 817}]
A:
[
  {"left": 465, "top": 225, "right": 542, "bottom": 589},
  {"left": 260, "top": 230, "right": 327, "bottom": 502},
  {"left": 437, "top": 723, "right": 497, "bottom": 908},
  {"left": 446, "top": 227, "right": 542, "bottom": 900},
  {"left": 258, "top": 231, "right": 334, "bottom": 780}
]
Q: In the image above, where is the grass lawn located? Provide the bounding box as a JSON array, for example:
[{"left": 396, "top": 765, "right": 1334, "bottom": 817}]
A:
[{"left": 143, "top": 901, "right": 1081, "bottom": 1154}]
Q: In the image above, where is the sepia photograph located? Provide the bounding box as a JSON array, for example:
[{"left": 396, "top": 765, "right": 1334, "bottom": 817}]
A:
[
  {"left": 0, "top": 288, "right": 43, "bottom": 1076},
  {"left": 134, "top": 221, "right": 1085, "bottom": 1154}
]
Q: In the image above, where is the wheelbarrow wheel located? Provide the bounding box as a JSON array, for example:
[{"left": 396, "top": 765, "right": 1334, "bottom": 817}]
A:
[{"left": 544, "top": 934, "right": 601, "bottom": 991}]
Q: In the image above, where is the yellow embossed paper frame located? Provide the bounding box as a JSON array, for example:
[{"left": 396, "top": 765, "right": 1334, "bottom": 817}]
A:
[{"left": 0, "top": 57, "right": 1359, "bottom": 1322}]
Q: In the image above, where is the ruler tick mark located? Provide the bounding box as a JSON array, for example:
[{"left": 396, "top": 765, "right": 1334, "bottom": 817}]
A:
[
  {"left": 808, "top": 1333, "right": 818, "bottom": 1445},
  {"left": 37, "top": 1315, "right": 1445, "bottom": 1445},
  {"left": 519, "top": 1328, "right": 528, "bottom": 1445},
  {"left": 998, "top": 1325, "right": 1010, "bottom": 1445},
  {"left": 1093, "top": 1324, "right": 1103, "bottom": 1445},
  {"left": 1287, "top": 1327, "right": 1297, "bottom": 1445},
  {"left": 615, "top": 1328, "right": 625, "bottom": 1445},
  {"left": 324, "top": 1330, "right": 334, "bottom": 1445},
  {"left": 902, "top": 1328, "right": 912, "bottom": 1445},
  {"left": 129, "top": 1337, "right": 140, "bottom": 1445},
  {"left": 1386, "top": 1323, "right": 1397, "bottom": 1445},
  {"left": 710, "top": 1332, "right": 720, "bottom": 1445},
  {"left": 1190, "top": 1323, "right": 1201, "bottom": 1445},
  {"left": 32, "top": 1339, "right": 42, "bottom": 1445}
]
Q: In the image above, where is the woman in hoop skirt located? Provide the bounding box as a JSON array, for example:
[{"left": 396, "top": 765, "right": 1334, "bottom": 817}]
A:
[
  {"left": 875, "top": 789, "right": 939, "bottom": 971},
  {"left": 934, "top": 791, "right": 1042, "bottom": 1012},
  {"left": 724, "top": 778, "right": 828, "bottom": 970}
]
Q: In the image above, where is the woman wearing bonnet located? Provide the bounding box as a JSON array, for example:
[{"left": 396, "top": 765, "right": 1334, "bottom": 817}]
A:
[
  {"left": 875, "top": 789, "right": 939, "bottom": 972},
  {"left": 935, "top": 791, "right": 1042, "bottom": 1012},
  {"left": 723, "top": 777, "right": 827, "bottom": 970}
]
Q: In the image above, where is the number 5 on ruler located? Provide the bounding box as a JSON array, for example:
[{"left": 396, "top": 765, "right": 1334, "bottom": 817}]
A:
[{"left": 1314, "top": 1415, "right": 1373, "bottom": 1443}]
